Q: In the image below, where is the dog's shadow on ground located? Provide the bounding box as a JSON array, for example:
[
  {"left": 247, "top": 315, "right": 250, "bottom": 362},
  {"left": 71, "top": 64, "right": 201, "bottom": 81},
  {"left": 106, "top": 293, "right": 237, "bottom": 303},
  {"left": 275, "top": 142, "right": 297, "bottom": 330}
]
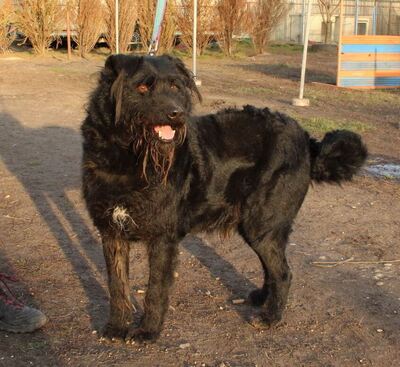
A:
[
  {"left": 0, "top": 111, "right": 260, "bottom": 327},
  {"left": 182, "top": 235, "right": 259, "bottom": 322},
  {"left": 182, "top": 235, "right": 256, "bottom": 294},
  {"left": 0, "top": 111, "right": 118, "bottom": 329}
]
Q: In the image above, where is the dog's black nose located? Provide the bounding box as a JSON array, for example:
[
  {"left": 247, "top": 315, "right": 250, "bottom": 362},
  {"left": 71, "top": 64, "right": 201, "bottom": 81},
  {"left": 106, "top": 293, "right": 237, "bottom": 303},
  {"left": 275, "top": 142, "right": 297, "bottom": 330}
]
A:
[{"left": 168, "top": 109, "right": 183, "bottom": 120}]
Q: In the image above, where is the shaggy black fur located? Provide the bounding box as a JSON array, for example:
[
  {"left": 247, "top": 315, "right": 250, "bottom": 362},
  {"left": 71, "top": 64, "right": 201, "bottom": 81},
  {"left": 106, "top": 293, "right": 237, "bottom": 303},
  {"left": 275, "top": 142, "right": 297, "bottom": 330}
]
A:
[{"left": 81, "top": 54, "right": 367, "bottom": 342}]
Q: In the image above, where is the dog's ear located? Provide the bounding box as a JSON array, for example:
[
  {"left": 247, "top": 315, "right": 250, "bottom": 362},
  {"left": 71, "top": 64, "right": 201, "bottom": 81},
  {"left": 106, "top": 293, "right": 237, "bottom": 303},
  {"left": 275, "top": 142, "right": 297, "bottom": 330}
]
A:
[
  {"left": 170, "top": 56, "right": 202, "bottom": 103},
  {"left": 110, "top": 71, "right": 125, "bottom": 124},
  {"left": 104, "top": 54, "right": 143, "bottom": 77},
  {"left": 105, "top": 55, "right": 142, "bottom": 124}
]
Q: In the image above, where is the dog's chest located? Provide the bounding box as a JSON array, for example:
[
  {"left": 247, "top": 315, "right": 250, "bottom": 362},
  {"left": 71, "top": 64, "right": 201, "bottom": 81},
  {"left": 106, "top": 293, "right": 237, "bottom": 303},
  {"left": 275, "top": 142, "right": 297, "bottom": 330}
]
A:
[{"left": 108, "top": 187, "right": 180, "bottom": 240}]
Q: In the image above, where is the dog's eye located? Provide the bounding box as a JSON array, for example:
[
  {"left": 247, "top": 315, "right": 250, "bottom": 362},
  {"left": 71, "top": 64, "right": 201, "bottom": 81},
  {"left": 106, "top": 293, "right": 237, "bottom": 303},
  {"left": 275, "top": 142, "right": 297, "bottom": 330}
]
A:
[
  {"left": 137, "top": 84, "right": 149, "bottom": 94},
  {"left": 170, "top": 84, "right": 178, "bottom": 91}
]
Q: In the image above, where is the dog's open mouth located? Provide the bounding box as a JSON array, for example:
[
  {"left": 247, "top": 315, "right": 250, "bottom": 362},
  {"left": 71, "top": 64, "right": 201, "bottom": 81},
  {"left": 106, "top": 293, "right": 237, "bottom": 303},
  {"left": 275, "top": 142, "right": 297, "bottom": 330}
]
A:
[{"left": 154, "top": 125, "right": 176, "bottom": 142}]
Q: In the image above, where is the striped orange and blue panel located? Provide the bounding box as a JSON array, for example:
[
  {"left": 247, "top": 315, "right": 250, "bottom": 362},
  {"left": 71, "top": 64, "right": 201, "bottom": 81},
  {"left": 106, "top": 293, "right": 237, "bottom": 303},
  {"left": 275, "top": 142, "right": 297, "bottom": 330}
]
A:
[{"left": 338, "top": 36, "right": 400, "bottom": 89}]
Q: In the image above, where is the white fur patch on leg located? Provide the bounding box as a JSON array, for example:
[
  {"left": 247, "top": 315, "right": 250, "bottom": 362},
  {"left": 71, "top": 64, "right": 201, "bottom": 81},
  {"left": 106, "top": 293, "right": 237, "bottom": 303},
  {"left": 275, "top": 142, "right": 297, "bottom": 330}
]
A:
[{"left": 111, "top": 206, "right": 137, "bottom": 231}]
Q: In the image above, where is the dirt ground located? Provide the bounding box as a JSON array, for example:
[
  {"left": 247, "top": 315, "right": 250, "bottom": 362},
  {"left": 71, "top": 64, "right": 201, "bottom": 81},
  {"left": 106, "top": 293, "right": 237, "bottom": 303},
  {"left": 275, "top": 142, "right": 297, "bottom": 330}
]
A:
[{"left": 0, "top": 48, "right": 399, "bottom": 367}]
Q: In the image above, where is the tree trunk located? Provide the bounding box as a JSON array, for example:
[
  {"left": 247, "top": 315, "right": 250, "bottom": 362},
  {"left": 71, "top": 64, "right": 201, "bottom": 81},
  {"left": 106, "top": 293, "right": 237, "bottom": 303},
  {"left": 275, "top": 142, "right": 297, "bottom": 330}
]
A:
[{"left": 326, "top": 20, "right": 332, "bottom": 43}]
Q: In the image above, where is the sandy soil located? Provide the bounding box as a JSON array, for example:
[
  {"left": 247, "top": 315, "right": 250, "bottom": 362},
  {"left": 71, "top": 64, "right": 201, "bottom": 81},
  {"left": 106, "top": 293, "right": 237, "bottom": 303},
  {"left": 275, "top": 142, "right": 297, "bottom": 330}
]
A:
[{"left": 0, "top": 49, "right": 399, "bottom": 367}]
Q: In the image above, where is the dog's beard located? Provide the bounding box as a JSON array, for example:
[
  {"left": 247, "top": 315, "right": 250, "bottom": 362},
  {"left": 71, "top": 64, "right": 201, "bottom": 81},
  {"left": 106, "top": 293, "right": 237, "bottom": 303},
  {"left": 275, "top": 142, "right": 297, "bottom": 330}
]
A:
[{"left": 133, "top": 123, "right": 187, "bottom": 184}]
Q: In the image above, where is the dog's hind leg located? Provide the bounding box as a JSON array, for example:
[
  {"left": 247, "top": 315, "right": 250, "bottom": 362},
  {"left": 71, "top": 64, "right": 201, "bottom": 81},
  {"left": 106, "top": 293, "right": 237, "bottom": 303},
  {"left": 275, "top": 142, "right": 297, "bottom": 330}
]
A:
[
  {"left": 101, "top": 234, "right": 133, "bottom": 340},
  {"left": 239, "top": 223, "right": 292, "bottom": 326},
  {"left": 126, "top": 239, "right": 178, "bottom": 341}
]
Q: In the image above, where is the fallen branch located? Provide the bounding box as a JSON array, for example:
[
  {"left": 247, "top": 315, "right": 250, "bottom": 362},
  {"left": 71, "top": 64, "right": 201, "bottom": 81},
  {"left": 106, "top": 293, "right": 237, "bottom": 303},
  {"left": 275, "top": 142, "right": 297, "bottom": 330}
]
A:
[{"left": 312, "top": 257, "right": 400, "bottom": 268}]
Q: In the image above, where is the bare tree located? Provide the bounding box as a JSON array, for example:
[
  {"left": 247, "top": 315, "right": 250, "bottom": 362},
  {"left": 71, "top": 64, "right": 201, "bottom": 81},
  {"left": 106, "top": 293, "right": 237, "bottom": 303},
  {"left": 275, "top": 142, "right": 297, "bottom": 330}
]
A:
[
  {"left": 0, "top": 0, "right": 15, "bottom": 53},
  {"left": 216, "top": 0, "right": 248, "bottom": 56},
  {"left": 16, "top": 0, "right": 62, "bottom": 54},
  {"left": 247, "top": 0, "right": 287, "bottom": 54},
  {"left": 175, "top": 0, "right": 216, "bottom": 56},
  {"left": 137, "top": 0, "right": 176, "bottom": 54},
  {"left": 318, "top": 0, "right": 340, "bottom": 43},
  {"left": 71, "top": 0, "right": 104, "bottom": 57},
  {"left": 104, "top": 0, "right": 138, "bottom": 54}
]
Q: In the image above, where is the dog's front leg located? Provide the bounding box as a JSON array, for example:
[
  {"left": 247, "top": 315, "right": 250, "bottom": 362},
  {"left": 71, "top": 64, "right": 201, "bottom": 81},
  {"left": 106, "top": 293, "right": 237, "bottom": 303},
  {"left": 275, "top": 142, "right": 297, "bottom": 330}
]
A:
[
  {"left": 101, "top": 234, "right": 133, "bottom": 340},
  {"left": 126, "top": 239, "right": 178, "bottom": 342}
]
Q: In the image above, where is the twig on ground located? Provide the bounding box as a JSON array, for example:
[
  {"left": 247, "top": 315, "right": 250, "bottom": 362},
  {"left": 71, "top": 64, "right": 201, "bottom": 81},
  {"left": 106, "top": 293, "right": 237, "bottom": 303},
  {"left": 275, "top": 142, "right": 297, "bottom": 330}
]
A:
[
  {"left": 312, "top": 257, "right": 400, "bottom": 268},
  {"left": 3, "top": 214, "right": 29, "bottom": 221}
]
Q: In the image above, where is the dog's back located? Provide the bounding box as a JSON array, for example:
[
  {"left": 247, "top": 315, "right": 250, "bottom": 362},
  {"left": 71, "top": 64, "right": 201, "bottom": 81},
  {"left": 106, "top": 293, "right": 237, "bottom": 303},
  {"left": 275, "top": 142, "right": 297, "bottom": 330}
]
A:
[
  {"left": 191, "top": 105, "right": 308, "bottom": 163},
  {"left": 182, "top": 105, "right": 311, "bottom": 236}
]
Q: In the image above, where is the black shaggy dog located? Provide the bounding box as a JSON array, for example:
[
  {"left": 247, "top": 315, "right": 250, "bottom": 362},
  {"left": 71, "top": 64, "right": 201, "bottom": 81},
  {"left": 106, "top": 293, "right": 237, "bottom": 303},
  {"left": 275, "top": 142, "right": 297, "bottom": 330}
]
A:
[{"left": 81, "top": 54, "right": 367, "bottom": 342}]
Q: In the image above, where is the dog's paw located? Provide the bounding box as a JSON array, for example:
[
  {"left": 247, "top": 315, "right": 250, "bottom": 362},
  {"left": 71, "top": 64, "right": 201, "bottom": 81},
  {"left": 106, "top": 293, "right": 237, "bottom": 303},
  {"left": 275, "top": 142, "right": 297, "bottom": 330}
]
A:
[
  {"left": 248, "top": 288, "right": 268, "bottom": 307},
  {"left": 125, "top": 326, "right": 160, "bottom": 343},
  {"left": 260, "top": 311, "right": 282, "bottom": 327},
  {"left": 248, "top": 312, "right": 282, "bottom": 329},
  {"left": 100, "top": 323, "right": 129, "bottom": 342}
]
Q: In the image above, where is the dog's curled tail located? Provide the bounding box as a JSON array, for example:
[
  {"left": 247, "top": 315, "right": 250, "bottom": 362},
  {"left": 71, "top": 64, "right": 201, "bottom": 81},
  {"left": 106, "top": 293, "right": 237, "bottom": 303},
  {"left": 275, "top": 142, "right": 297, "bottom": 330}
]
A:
[{"left": 309, "top": 130, "right": 367, "bottom": 183}]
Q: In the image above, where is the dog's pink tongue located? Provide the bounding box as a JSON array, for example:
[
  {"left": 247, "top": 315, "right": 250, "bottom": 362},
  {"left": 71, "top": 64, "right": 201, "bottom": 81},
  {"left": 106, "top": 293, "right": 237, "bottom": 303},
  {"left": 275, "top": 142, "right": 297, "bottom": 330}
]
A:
[{"left": 154, "top": 125, "right": 175, "bottom": 140}]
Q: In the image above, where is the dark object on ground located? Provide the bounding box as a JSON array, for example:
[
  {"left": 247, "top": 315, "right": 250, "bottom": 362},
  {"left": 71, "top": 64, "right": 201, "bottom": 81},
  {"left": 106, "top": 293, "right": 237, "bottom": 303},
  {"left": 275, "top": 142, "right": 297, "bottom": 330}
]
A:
[
  {"left": 81, "top": 54, "right": 367, "bottom": 342},
  {"left": 310, "top": 43, "right": 338, "bottom": 53},
  {"left": 0, "top": 273, "right": 47, "bottom": 333}
]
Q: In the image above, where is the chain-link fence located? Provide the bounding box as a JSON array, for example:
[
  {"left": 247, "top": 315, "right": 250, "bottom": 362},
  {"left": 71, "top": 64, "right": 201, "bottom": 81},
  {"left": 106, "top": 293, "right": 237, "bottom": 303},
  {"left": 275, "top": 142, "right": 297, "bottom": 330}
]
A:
[{"left": 271, "top": 0, "right": 400, "bottom": 44}]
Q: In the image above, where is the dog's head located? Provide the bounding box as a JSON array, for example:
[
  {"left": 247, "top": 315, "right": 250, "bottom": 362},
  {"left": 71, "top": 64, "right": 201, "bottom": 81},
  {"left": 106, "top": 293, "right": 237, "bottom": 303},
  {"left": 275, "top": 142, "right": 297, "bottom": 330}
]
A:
[
  {"left": 99, "top": 54, "right": 201, "bottom": 182},
  {"left": 102, "top": 54, "right": 201, "bottom": 145}
]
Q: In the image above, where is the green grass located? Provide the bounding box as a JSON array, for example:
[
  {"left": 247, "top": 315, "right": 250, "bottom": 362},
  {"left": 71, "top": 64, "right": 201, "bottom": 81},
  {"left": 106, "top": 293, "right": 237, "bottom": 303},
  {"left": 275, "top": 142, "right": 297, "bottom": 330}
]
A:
[
  {"left": 298, "top": 117, "right": 372, "bottom": 135},
  {"left": 307, "top": 86, "right": 400, "bottom": 106},
  {"left": 174, "top": 38, "right": 257, "bottom": 59},
  {"left": 233, "top": 38, "right": 257, "bottom": 57},
  {"left": 268, "top": 43, "right": 303, "bottom": 54},
  {"left": 198, "top": 49, "right": 225, "bottom": 59},
  {"left": 171, "top": 47, "right": 225, "bottom": 60},
  {"left": 174, "top": 39, "right": 303, "bottom": 58},
  {"left": 340, "top": 89, "right": 400, "bottom": 104}
]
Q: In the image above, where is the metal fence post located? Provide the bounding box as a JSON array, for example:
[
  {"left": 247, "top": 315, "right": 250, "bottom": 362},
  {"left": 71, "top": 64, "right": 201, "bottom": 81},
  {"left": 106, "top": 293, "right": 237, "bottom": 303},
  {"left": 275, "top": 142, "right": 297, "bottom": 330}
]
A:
[
  {"left": 354, "top": 0, "right": 359, "bottom": 35},
  {"left": 115, "top": 0, "right": 119, "bottom": 54},
  {"left": 193, "top": 0, "right": 197, "bottom": 79},
  {"left": 292, "top": 0, "right": 312, "bottom": 106}
]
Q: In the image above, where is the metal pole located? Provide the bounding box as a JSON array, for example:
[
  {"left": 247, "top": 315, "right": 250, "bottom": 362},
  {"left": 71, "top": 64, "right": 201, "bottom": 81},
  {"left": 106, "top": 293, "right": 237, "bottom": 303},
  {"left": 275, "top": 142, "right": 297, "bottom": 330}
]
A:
[
  {"left": 115, "top": 0, "right": 119, "bottom": 54},
  {"left": 66, "top": 5, "right": 72, "bottom": 59},
  {"left": 292, "top": 0, "right": 311, "bottom": 106},
  {"left": 192, "top": 0, "right": 197, "bottom": 79},
  {"left": 354, "top": 0, "right": 359, "bottom": 35},
  {"left": 372, "top": 0, "right": 377, "bottom": 35},
  {"left": 299, "top": 0, "right": 312, "bottom": 100},
  {"left": 301, "top": 0, "right": 305, "bottom": 44},
  {"left": 336, "top": 0, "right": 344, "bottom": 86}
]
